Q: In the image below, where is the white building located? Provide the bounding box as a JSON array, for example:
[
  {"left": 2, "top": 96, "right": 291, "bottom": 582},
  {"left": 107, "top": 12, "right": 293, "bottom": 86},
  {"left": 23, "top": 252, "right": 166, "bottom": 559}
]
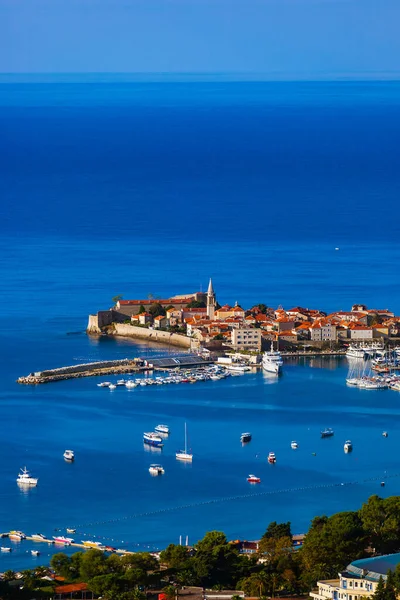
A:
[
  {"left": 310, "top": 553, "right": 400, "bottom": 600},
  {"left": 231, "top": 327, "right": 261, "bottom": 351}
]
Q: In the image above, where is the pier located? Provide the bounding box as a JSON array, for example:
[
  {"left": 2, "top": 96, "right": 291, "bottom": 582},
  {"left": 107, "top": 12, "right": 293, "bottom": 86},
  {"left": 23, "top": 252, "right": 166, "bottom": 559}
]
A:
[
  {"left": 17, "top": 355, "right": 214, "bottom": 385},
  {"left": 1, "top": 533, "right": 135, "bottom": 554}
]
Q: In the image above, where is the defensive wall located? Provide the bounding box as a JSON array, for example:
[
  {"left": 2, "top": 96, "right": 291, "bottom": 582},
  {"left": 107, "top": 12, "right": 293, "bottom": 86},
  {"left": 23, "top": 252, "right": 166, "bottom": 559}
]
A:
[{"left": 111, "top": 323, "right": 193, "bottom": 349}]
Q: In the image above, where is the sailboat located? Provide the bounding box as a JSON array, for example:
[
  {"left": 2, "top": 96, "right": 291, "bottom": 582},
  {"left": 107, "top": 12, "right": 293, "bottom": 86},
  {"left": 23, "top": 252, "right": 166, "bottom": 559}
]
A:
[{"left": 176, "top": 422, "right": 193, "bottom": 461}]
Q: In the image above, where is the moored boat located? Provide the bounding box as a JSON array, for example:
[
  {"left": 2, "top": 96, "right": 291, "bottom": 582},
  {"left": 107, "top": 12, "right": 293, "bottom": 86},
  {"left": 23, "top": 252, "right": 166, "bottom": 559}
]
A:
[
  {"left": 63, "top": 450, "right": 75, "bottom": 461},
  {"left": 344, "top": 440, "right": 353, "bottom": 452},
  {"left": 149, "top": 464, "right": 165, "bottom": 475},
  {"left": 268, "top": 452, "right": 276, "bottom": 463},
  {"left": 82, "top": 540, "right": 103, "bottom": 548},
  {"left": 240, "top": 432, "right": 252, "bottom": 443},
  {"left": 383, "top": 431, "right": 389, "bottom": 437},
  {"left": 247, "top": 474, "right": 261, "bottom": 483},
  {"left": 321, "top": 428, "right": 334, "bottom": 438},
  {"left": 262, "top": 342, "right": 283, "bottom": 374},
  {"left": 53, "top": 536, "right": 74, "bottom": 545},
  {"left": 291, "top": 441, "right": 298, "bottom": 449},
  {"left": 31, "top": 533, "right": 47, "bottom": 541},
  {"left": 154, "top": 424, "right": 170, "bottom": 434},
  {"left": 1, "top": 547, "right": 12, "bottom": 552},
  {"left": 31, "top": 550, "right": 40, "bottom": 556},
  {"left": 143, "top": 432, "right": 164, "bottom": 447},
  {"left": 17, "top": 467, "right": 38, "bottom": 487},
  {"left": 176, "top": 422, "right": 193, "bottom": 461}
]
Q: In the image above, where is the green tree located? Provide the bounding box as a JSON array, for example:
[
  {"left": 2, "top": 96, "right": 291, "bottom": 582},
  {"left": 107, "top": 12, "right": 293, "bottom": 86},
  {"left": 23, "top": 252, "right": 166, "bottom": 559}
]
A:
[
  {"left": 373, "top": 576, "right": 386, "bottom": 600},
  {"left": 88, "top": 573, "right": 126, "bottom": 599},
  {"left": 257, "top": 304, "right": 268, "bottom": 314},
  {"left": 50, "top": 552, "right": 71, "bottom": 578},
  {"left": 138, "top": 305, "right": 146, "bottom": 314},
  {"left": 360, "top": 495, "right": 400, "bottom": 554},
  {"left": 80, "top": 548, "right": 108, "bottom": 581},
  {"left": 385, "top": 570, "right": 397, "bottom": 600},
  {"left": 258, "top": 535, "right": 292, "bottom": 565},
  {"left": 148, "top": 303, "right": 166, "bottom": 317},
  {"left": 186, "top": 301, "right": 206, "bottom": 309},
  {"left": 112, "top": 295, "right": 123, "bottom": 304},
  {"left": 2, "top": 570, "right": 16, "bottom": 581},
  {"left": 261, "top": 521, "right": 292, "bottom": 540},
  {"left": 300, "top": 512, "right": 366, "bottom": 587},
  {"left": 213, "top": 334, "right": 225, "bottom": 341},
  {"left": 160, "top": 544, "right": 191, "bottom": 570}
]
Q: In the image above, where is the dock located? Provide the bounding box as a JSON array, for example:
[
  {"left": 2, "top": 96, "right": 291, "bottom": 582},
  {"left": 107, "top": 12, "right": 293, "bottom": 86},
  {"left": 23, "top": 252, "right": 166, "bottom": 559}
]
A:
[
  {"left": 17, "top": 355, "right": 213, "bottom": 385},
  {"left": 1, "top": 533, "right": 135, "bottom": 554}
]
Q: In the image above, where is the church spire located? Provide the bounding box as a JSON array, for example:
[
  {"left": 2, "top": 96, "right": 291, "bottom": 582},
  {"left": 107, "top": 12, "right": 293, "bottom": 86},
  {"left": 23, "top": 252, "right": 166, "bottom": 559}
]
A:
[{"left": 206, "top": 277, "right": 216, "bottom": 320}]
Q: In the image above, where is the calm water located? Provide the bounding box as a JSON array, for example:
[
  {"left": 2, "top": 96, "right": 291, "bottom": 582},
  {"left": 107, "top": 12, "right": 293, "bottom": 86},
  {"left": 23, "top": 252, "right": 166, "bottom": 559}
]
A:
[{"left": 1, "top": 80, "right": 400, "bottom": 570}]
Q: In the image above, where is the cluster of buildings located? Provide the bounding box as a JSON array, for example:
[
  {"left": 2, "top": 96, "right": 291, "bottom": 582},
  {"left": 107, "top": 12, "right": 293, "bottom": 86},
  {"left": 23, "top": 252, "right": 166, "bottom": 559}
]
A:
[{"left": 100, "top": 280, "right": 400, "bottom": 351}]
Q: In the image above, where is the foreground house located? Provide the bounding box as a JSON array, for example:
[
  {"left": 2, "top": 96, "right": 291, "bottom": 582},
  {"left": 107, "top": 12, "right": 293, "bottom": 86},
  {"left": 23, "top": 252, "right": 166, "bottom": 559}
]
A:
[{"left": 310, "top": 553, "right": 400, "bottom": 600}]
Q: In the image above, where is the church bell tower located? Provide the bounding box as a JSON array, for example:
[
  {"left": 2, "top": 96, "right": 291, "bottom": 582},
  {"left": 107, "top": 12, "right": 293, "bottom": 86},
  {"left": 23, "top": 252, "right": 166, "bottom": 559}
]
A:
[{"left": 207, "top": 278, "right": 216, "bottom": 320}]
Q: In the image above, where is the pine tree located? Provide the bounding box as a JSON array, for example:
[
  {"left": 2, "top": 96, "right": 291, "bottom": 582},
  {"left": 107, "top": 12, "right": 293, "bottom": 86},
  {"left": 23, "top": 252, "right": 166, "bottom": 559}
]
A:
[
  {"left": 385, "top": 570, "right": 397, "bottom": 600},
  {"left": 373, "top": 576, "right": 386, "bottom": 600}
]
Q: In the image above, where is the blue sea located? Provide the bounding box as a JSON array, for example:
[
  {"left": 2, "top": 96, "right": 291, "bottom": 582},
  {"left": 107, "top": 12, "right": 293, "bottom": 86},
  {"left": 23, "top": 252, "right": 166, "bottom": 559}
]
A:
[{"left": 1, "top": 80, "right": 400, "bottom": 570}]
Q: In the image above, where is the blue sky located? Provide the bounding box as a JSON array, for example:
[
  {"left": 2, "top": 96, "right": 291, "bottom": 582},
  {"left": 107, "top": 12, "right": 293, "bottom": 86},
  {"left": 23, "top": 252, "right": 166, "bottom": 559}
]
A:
[{"left": 1, "top": 0, "right": 399, "bottom": 78}]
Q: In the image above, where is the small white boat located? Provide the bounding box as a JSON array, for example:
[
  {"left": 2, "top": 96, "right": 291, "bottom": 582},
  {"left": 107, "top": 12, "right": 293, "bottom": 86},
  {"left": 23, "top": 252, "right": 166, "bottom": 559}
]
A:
[
  {"left": 125, "top": 380, "right": 138, "bottom": 388},
  {"left": 31, "top": 550, "right": 40, "bottom": 556},
  {"left": 291, "top": 441, "right": 298, "bottom": 449},
  {"left": 31, "top": 533, "right": 47, "bottom": 541},
  {"left": 240, "top": 432, "right": 252, "bottom": 443},
  {"left": 17, "top": 467, "right": 38, "bottom": 487},
  {"left": 63, "top": 450, "right": 75, "bottom": 461},
  {"left": 66, "top": 528, "right": 76, "bottom": 534},
  {"left": 9, "top": 530, "right": 26, "bottom": 540},
  {"left": 1, "top": 547, "right": 12, "bottom": 552},
  {"left": 262, "top": 342, "right": 283, "bottom": 374},
  {"left": 108, "top": 384, "right": 116, "bottom": 390},
  {"left": 155, "top": 424, "right": 170, "bottom": 434},
  {"left": 268, "top": 452, "right": 276, "bottom": 464},
  {"left": 176, "top": 422, "right": 193, "bottom": 461},
  {"left": 149, "top": 464, "right": 165, "bottom": 475},
  {"left": 97, "top": 381, "right": 111, "bottom": 387},
  {"left": 344, "top": 440, "right": 353, "bottom": 452},
  {"left": 383, "top": 431, "right": 389, "bottom": 437}
]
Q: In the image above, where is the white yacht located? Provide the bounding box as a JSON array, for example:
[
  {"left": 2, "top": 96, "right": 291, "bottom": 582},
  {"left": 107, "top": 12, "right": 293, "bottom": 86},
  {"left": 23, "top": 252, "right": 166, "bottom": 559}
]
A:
[
  {"left": 262, "top": 342, "right": 283, "bottom": 374},
  {"left": 17, "top": 467, "right": 38, "bottom": 487},
  {"left": 225, "top": 363, "right": 251, "bottom": 373},
  {"left": 155, "top": 424, "right": 170, "bottom": 434},
  {"left": 344, "top": 440, "right": 353, "bottom": 452},
  {"left": 291, "top": 441, "right": 298, "bottom": 449},
  {"left": 63, "top": 450, "right": 75, "bottom": 461},
  {"left": 176, "top": 422, "right": 193, "bottom": 461},
  {"left": 346, "top": 345, "right": 366, "bottom": 359},
  {"left": 149, "top": 464, "right": 165, "bottom": 475}
]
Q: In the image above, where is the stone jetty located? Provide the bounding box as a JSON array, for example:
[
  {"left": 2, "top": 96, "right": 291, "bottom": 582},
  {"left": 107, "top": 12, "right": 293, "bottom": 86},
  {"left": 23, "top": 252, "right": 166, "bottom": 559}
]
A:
[{"left": 17, "top": 359, "right": 141, "bottom": 385}]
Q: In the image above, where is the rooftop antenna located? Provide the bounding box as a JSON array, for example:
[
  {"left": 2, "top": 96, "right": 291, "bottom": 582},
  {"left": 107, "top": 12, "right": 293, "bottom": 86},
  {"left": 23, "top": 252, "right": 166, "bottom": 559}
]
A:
[
  {"left": 186, "top": 535, "right": 189, "bottom": 546},
  {"left": 179, "top": 535, "right": 182, "bottom": 546}
]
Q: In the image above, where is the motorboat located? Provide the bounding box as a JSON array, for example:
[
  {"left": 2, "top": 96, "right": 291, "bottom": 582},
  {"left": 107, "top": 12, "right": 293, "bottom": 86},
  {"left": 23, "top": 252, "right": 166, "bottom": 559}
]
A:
[
  {"left": 143, "top": 432, "right": 164, "bottom": 447},
  {"left": 125, "top": 380, "right": 138, "bottom": 388},
  {"left": 176, "top": 422, "right": 193, "bottom": 461},
  {"left": 291, "top": 441, "right": 298, "bottom": 449},
  {"left": 108, "top": 384, "right": 116, "bottom": 390},
  {"left": 66, "top": 528, "right": 76, "bottom": 534},
  {"left": 346, "top": 345, "right": 366, "bottom": 359},
  {"left": 268, "top": 452, "right": 277, "bottom": 464},
  {"left": 31, "top": 550, "right": 40, "bottom": 556},
  {"left": 9, "top": 530, "right": 26, "bottom": 540},
  {"left": 154, "top": 424, "right": 170, "bottom": 434},
  {"left": 247, "top": 474, "right": 261, "bottom": 483},
  {"left": 240, "top": 432, "right": 252, "bottom": 443},
  {"left": 53, "top": 536, "right": 74, "bottom": 545},
  {"left": 82, "top": 541, "right": 103, "bottom": 548},
  {"left": 321, "top": 428, "right": 334, "bottom": 438},
  {"left": 97, "top": 381, "right": 111, "bottom": 387},
  {"left": 344, "top": 440, "right": 353, "bottom": 452},
  {"left": 17, "top": 467, "right": 38, "bottom": 487},
  {"left": 149, "top": 464, "right": 165, "bottom": 475},
  {"left": 225, "top": 364, "right": 251, "bottom": 372},
  {"left": 262, "top": 342, "right": 283, "bottom": 374},
  {"left": 31, "top": 533, "right": 47, "bottom": 541},
  {"left": 383, "top": 431, "right": 389, "bottom": 437},
  {"left": 1, "top": 547, "right": 12, "bottom": 552},
  {"left": 63, "top": 450, "right": 75, "bottom": 461}
]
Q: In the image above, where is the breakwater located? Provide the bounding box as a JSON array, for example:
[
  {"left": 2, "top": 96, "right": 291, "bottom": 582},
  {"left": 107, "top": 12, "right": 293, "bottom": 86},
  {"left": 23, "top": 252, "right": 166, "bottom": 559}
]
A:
[{"left": 17, "top": 359, "right": 141, "bottom": 385}]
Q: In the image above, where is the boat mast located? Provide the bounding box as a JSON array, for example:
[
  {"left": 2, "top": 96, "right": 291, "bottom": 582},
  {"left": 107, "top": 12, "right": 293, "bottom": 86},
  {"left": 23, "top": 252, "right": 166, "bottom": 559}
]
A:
[{"left": 184, "top": 422, "right": 187, "bottom": 454}]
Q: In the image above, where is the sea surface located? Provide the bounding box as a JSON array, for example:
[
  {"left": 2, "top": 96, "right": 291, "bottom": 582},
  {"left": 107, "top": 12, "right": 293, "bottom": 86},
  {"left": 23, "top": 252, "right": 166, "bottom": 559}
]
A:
[{"left": 1, "top": 80, "right": 400, "bottom": 570}]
